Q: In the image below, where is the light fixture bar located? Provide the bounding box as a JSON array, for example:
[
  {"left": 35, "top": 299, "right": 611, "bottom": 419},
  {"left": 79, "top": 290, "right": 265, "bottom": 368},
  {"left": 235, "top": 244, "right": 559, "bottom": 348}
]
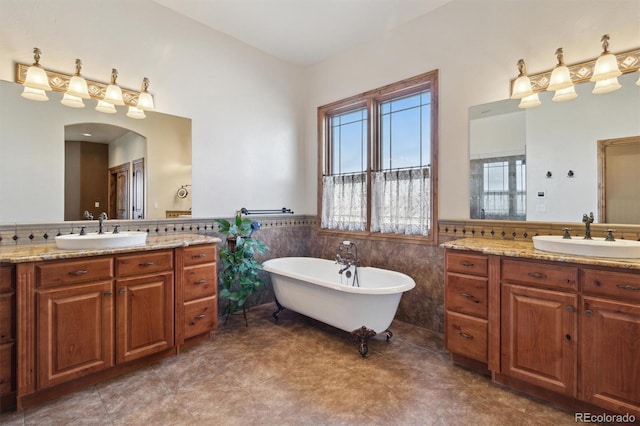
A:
[
  {"left": 15, "top": 63, "right": 151, "bottom": 107},
  {"left": 511, "top": 47, "right": 639, "bottom": 94}
]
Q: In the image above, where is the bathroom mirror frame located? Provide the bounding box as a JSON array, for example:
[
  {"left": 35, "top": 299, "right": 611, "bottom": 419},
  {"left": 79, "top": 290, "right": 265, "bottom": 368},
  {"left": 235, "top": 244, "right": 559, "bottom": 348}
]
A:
[
  {"left": 0, "top": 79, "right": 192, "bottom": 223},
  {"left": 469, "top": 61, "right": 640, "bottom": 222}
]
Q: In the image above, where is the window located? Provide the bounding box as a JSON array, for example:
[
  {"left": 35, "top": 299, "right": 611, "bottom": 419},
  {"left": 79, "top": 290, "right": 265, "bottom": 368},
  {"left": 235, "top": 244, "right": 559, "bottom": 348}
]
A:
[
  {"left": 470, "top": 155, "right": 526, "bottom": 220},
  {"left": 318, "top": 70, "right": 438, "bottom": 242}
]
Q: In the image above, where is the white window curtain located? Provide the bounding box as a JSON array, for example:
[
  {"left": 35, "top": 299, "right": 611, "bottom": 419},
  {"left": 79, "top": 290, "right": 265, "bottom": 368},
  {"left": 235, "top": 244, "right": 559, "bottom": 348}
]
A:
[
  {"left": 371, "top": 167, "right": 431, "bottom": 236},
  {"left": 321, "top": 173, "right": 366, "bottom": 231}
]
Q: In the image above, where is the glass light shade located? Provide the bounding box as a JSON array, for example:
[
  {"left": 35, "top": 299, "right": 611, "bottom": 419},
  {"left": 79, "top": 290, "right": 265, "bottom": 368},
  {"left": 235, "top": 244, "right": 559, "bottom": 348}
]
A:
[
  {"left": 126, "top": 106, "right": 146, "bottom": 119},
  {"left": 590, "top": 53, "right": 621, "bottom": 81},
  {"left": 136, "top": 92, "right": 155, "bottom": 111},
  {"left": 552, "top": 85, "right": 578, "bottom": 102},
  {"left": 95, "top": 100, "right": 117, "bottom": 113},
  {"left": 61, "top": 93, "right": 85, "bottom": 108},
  {"left": 103, "top": 84, "right": 125, "bottom": 105},
  {"left": 547, "top": 65, "right": 573, "bottom": 91},
  {"left": 66, "top": 75, "right": 90, "bottom": 99},
  {"left": 518, "top": 93, "right": 541, "bottom": 109},
  {"left": 511, "top": 75, "right": 534, "bottom": 99},
  {"left": 592, "top": 77, "right": 621, "bottom": 94},
  {"left": 21, "top": 86, "right": 49, "bottom": 101},
  {"left": 23, "top": 65, "right": 52, "bottom": 91}
]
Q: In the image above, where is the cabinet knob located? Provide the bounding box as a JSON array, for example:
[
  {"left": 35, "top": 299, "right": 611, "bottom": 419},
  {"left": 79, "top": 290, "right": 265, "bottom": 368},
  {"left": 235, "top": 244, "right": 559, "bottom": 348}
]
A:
[
  {"left": 104, "top": 291, "right": 113, "bottom": 297},
  {"left": 585, "top": 309, "right": 593, "bottom": 316},
  {"left": 119, "top": 288, "right": 126, "bottom": 295},
  {"left": 566, "top": 305, "right": 574, "bottom": 313}
]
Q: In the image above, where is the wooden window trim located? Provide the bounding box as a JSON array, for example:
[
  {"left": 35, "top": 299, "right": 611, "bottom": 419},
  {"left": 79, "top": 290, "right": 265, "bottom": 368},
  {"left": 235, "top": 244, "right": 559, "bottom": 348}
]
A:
[{"left": 316, "top": 70, "right": 439, "bottom": 245}]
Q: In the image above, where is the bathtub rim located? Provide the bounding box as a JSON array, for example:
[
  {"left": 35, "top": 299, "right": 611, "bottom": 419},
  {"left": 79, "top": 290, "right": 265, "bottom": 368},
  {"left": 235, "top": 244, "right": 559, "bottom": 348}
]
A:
[{"left": 263, "top": 256, "right": 415, "bottom": 295}]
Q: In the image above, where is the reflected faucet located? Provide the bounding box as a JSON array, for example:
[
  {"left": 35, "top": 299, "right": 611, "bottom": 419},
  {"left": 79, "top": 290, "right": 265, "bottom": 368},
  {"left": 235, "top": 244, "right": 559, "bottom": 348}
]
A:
[
  {"left": 582, "top": 212, "right": 594, "bottom": 240},
  {"left": 98, "top": 212, "right": 108, "bottom": 234},
  {"left": 83, "top": 210, "right": 93, "bottom": 220}
]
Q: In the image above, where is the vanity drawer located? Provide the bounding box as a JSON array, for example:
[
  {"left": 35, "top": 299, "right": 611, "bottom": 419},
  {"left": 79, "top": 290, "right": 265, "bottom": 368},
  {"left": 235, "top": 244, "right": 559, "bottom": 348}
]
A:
[
  {"left": 446, "top": 311, "right": 487, "bottom": 363},
  {"left": 446, "top": 273, "right": 488, "bottom": 318},
  {"left": 183, "top": 245, "right": 217, "bottom": 267},
  {"left": 36, "top": 257, "right": 113, "bottom": 288},
  {"left": 183, "top": 296, "right": 217, "bottom": 339},
  {"left": 0, "top": 265, "right": 15, "bottom": 292},
  {"left": 502, "top": 259, "right": 577, "bottom": 291},
  {"left": 116, "top": 250, "right": 173, "bottom": 278},
  {"left": 183, "top": 264, "right": 217, "bottom": 302},
  {"left": 446, "top": 252, "right": 488, "bottom": 277},
  {"left": 581, "top": 269, "right": 640, "bottom": 303}
]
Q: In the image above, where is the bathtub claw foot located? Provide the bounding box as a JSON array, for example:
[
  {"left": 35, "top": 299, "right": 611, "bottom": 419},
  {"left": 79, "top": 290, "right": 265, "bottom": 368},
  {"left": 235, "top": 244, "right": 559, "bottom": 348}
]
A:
[
  {"left": 352, "top": 326, "right": 377, "bottom": 357},
  {"left": 272, "top": 298, "right": 285, "bottom": 322},
  {"left": 384, "top": 329, "right": 393, "bottom": 340}
]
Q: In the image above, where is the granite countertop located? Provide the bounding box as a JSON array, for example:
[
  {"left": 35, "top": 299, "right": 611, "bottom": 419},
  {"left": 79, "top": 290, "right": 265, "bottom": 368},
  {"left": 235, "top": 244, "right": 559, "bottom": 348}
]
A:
[
  {"left": 0, "top": 234, "right": 222, "bottom": 263},
  {"left": 441, "top": 238, "right": 640, "bottom": 271}
]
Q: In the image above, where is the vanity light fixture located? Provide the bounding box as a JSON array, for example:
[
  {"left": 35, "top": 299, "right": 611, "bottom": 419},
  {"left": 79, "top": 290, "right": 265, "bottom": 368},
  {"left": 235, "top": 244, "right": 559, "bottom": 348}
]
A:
[
  {"left": 102, "top": 68, "right": 125, "bottom": 106},
  {"left": 16, "top": 50, "right": 156, "bottom": 119},
  {"left": 591, "top": 34, "right": 622, "bottom": 82},
  {"left": 136, "top": 77, "right": 155, "bottom": 111},
  {"left": 548, "top": 48, "right": 578, "bottom": 102},
  {"left": 126, "top": 106, "right": 146, "bottom": 119},
  {"left": 95, "top": 100, "right": 117, "bottom": 114},
  {"left": 61, "top": 59, "right": 90, "bottom": 108},
  {"left": 510, "top": 59, "right": 534, "bottom": 99},
  {"left": 21, "top": 47, "right": 52, "bottom": 101},
  {"left": 509, "top": 39, "right": 639, "bottom": 107}
]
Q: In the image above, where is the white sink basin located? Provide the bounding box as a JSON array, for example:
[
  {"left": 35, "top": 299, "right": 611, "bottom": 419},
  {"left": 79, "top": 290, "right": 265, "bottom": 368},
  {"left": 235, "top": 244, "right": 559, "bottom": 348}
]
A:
[
  {"left": 533, "top": 235, "right": 640, "bottom": 259},
  {"left": 55, "top": 231, "right": 148, "bottom": 250}
]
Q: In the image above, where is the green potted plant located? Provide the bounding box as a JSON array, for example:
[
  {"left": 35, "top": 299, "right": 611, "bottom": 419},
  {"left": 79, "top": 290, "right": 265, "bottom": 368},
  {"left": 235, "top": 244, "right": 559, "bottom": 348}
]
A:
[{"left": 215, "top": 213, "right": 269, "bottom": 326}]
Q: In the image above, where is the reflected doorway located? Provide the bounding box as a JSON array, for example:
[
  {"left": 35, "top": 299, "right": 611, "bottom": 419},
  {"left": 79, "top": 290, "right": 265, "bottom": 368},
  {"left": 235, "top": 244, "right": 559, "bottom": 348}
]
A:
[
  {"left": 64, "top": 123, "right": 147, "bottom": 221},
  {"left": 598, "top": 136, "right": 640, "bottom": 224}
]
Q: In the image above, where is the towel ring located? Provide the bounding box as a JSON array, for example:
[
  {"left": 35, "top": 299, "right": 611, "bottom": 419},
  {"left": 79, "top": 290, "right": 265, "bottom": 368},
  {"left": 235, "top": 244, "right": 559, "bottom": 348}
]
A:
[{"left": 176, "top": 185, "right": 189, "bottom": 198}]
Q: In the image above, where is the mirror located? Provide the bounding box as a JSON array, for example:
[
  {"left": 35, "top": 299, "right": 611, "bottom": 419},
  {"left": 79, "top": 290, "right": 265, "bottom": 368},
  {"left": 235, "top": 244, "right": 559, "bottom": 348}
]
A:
[
  {"left": 469, "top": 71, "right": 640, "bottom": 223},
  {"left": 0, "top": 79, "right": 192, "bottom": 223}
]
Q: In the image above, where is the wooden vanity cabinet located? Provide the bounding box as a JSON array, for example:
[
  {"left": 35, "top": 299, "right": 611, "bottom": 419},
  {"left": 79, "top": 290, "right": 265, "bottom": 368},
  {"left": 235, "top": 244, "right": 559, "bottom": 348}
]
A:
[
  {"left": 0, "top": 264, "right": 16, "bottom": 411},
  {"left": 34, "top": 257, "right": 115, "bottom": 389},
  {"left": 445, "top": 247, "right": 640, "bottom": 417},
  {"left": 115, "top": 250, "right": 174, "bottom": 364},
  {"left": 177, "top": 245, "right": 218, "bottom": 341},
  {"left": 580, "top": 268, "right": 640, "bottom": 417},
  {"left": 445, "top": 252, "right": 489, "bottom": 366}
]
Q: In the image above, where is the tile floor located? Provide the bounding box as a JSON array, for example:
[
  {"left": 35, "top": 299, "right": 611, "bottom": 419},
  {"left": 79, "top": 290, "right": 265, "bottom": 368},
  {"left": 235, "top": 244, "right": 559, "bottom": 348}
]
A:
[{"left": 0, "top": 303, "right": 576, "bottom": 425}]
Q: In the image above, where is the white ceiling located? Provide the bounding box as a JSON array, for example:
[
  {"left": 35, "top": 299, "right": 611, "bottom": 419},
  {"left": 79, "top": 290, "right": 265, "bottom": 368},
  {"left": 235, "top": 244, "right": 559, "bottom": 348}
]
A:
[{"left": 152, "top": 0, "right": 453, "bottom": 65}]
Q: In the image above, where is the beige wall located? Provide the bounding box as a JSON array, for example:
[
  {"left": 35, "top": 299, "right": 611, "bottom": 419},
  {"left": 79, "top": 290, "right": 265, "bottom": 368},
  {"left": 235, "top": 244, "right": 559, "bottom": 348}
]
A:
[{"left": 302, "top": 0, "right": 640, "bottom": 220}]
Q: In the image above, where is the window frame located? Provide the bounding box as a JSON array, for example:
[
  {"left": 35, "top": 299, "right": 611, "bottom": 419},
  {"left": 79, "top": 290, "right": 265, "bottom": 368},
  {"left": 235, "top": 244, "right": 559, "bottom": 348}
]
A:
[{"left": 317, "top": 70, "right": 439, "bottom": 245}]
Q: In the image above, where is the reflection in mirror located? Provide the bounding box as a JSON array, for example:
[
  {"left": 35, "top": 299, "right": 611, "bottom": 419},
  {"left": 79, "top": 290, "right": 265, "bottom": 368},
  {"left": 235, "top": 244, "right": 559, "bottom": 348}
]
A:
[
  {"left": 64, "top": 123, "right": 146, "bottom": 221},
  {"left": 469, "top": 72, "right": 640, "bottom": 224},
  {"left": 0, "top": 79, "right": 192, "bottom": 223}
]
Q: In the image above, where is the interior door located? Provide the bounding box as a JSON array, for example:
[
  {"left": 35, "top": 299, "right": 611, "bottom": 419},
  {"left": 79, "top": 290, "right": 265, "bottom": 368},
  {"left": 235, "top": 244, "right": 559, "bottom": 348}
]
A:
[
  {"left": 108, "top": 163, "right": 129, "bottom": 220},
  {"left": 132, "top": 158, "right": 145, "bottom": 219}
]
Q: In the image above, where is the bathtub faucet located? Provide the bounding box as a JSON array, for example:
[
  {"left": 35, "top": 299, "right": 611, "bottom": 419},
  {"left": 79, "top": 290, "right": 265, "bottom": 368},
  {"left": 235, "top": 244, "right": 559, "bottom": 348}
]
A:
[{"left": 336, "top": 240, "right": 360, "bottom": 279}]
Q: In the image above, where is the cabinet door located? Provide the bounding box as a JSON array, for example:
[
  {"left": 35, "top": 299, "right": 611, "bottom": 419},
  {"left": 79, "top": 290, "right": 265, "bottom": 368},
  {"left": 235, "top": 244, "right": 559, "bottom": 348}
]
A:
[
  {"left": 37, "top": 281, "right": 114, "bottom": 389},
  {"left": 581, "top": 296, "right": 640, "bottom": 417},
  {"left": 116, "top": 272, "right": 174, "bottom": 364},
  {"left": 501, "top": 283, "right": 577, "bottom": 396}
]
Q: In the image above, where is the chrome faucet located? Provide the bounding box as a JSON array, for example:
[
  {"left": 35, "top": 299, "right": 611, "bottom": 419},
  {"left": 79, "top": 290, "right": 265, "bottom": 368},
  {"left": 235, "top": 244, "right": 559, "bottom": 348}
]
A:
[
  {"left": 582, "top": 212, "right": 594, "bottom": 240},
  {"left": 83, "top": 210, "right": 93, "bottom": 220},
  {"left": 98, "top": 212, "right": 108, "bottom": 234}
]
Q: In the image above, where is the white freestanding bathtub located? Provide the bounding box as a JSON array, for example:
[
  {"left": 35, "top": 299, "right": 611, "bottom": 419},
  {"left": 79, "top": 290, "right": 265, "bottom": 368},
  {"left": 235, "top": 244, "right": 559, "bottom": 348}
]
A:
[{"left": 262, "top": 257, "right": 415, "bottom": 356}]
